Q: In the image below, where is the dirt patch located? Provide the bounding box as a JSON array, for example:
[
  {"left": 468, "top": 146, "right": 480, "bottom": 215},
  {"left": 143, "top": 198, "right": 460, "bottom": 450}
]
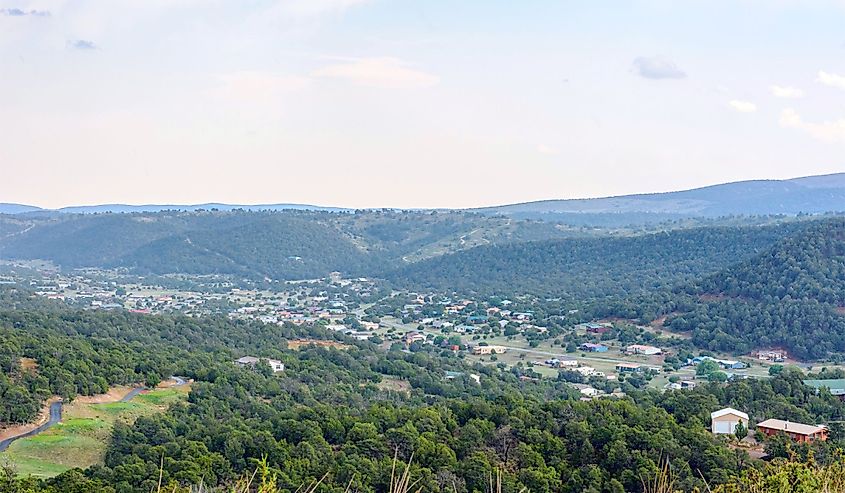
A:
[
  {"left": 0, "top": 396, "right": 60, "bottom": 441},
  {"left": 698, "top": 293, "right": 728, "bottom": 302},
  {"left": 74, "top": 386, "right": 138, "bottom": 405},
  {"left": 287, "top": 339, "right": 350, "bottom": 350},
  {"left": 835, "top": 306, "right": 845, "bottom": 315},
  {"left": 377, "top": 378, "right": 412, "bottom": 393},
  {"left": 19, "top": 357, "right": 38, "bottom": 373}
]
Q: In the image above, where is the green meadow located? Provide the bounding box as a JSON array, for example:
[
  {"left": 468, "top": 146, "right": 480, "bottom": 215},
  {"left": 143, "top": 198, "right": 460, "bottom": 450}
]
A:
[{"left": 0, "top": 386, "right": 189, "bottom": 478}]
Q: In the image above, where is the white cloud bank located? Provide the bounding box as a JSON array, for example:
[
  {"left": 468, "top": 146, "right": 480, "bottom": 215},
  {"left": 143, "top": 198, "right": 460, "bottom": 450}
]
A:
[
  {"left": 770, "top": 85, "right": 804, "bottom": 98},
  {"left": 729, "top": 100, "right": 757, "bottom": 113},
  {"left": 780, "top": 108, "right": 845, "bottom": 142},
  {"left": 817, "top": 71, "right": 845, "bottom": 90},
  {"left": 312, "top": 57, "right": 439, "bottom": 89}
]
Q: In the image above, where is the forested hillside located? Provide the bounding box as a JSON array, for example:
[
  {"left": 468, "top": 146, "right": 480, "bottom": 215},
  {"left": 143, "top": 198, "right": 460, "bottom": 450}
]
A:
[
  {"left": 662, "top": 219, "right": 845, "bottom": 360},
  {"left": 0, "top": 211, "right": 568, "bottom": 279},
  {"left": 386, "top": 223, "right": 804, "bottom": 299}
]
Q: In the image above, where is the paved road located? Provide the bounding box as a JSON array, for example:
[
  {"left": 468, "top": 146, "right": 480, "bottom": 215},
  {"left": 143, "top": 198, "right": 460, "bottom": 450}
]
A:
[
  {"left": 120, "top": 387, "right": 146, "bottom": 402},
  {"left": 0, "top": 400, "right": 62, "bottom": 452},
  {"left": 0, "top": 376, "right": 189, "bottom": 452}
]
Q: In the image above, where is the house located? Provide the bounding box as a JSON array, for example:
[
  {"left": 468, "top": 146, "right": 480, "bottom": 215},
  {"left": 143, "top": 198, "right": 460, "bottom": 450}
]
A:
[
  {"left": 573, "top": 384, "right": 600, "bottom": 397},
  {"left": 756, "top": 350, "right": 787, "bottom": 362},
  {"left": 580, "top": 343, "right": 608, "bottom": 353},
  {"left": 803, "top": 379, "right": 845, "bottom": 400},
  {"left": 471, "top": 345, "right": 507, "bottom": 356},
  {"left": 625, "top": 344, "right": 662, "bottom": 356},
  {"left": 718, "top": 359, "right": 748, "bottom": 370},
  {"left": 681, "top": 380, "right": 698, "bottom": 390},
  {"left": 757, "top": 419, "right": 828, "bottom": 443},
  {"left": 710, "top": 408, "right": 749, "bottom": 435},
  {"left": 573, "top": 366, "right": 597, "bottom": 376},
  {"left": 586, "top": 323, "right": 611, "bottom": 334},
  {"left": 615, "top": 363, "right": 642, "bottom": 373},
  {"left": 404, "top": 331, "right": 427, "bottom": 344},
  {"left": 545, "top": 358, "right": 578, "bottom": 368},
  {"left": 693, "top": 356, "right": 748, "bottom": 370},
  {"left": 235, "top": 356, "right": 285, "bottom": 373}
]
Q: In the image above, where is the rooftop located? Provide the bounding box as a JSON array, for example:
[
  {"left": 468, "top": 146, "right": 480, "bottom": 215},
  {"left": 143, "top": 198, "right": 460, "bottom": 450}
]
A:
[
  {"left": 804, "top": 379, "right": 845, "bottom": 396},
  {"left": 711, "top": 407, "right": 749, "bottom": 421},
  {"left": 757, "top": 419, "right": 826, "bottom": 436}
]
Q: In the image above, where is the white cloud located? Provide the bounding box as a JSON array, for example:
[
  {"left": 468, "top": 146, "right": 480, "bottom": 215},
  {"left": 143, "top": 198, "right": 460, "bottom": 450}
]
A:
[
  {"left": 208, "top": 71, "right": 310, "bottom": 102},
  {"left": 770, "top": 85, "right": 804, "bottom": 98},
  {"left": 312, "top": 57, "right": 439, "bottom": 89},
  {"left": 729, "top": 100, "right": 757, "bottom": 113},
  {"left": 817, "top": 70, "right": 845, "bottom": 90},
  {"left": 780, "top": 108, "right": 845, "bottom": 142},
  {"left": 631, "top": 56, "right": 686, "bottom": 80}
]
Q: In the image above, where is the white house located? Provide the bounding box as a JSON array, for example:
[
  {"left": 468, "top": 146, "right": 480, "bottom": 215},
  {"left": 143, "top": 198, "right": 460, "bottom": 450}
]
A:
[
  {"left": 710, "top": 407, "right": 749, "bottom": 435},
  {"left": 235, "top": 356, "right": 285, "bottom": 373}
]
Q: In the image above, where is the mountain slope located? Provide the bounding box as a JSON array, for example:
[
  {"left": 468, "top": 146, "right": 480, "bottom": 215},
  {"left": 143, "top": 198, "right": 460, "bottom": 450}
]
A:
[
  {"left": 385, "top": 223, "right": 803, "bottom": 299},
  {"left": 663, "top": 219, "right": 845, "bottom": 360},
  {"left": 696, "top": 218, "right": 845, "bottom": 304},
  {"left": 477, "top": 173, "right": 845, "bottom": 221},
  {"left": 0, "top": 210, "right": 570, "bottom": 279}
]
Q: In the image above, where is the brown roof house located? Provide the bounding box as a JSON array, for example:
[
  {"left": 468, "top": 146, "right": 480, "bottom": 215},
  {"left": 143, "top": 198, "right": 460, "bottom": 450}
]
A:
[{"left": 757, "top": 419, "right": 828, "bottom": 443}]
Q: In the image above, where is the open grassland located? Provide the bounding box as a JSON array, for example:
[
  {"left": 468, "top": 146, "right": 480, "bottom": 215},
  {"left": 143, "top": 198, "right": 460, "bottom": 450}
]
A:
[{"left": 0, "top": 385, "right": 189, "bottom": 478}]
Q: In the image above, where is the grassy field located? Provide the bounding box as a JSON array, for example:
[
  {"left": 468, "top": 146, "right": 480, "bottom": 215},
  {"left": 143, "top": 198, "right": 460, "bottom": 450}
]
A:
[{"left": 0, "top": 386, "right": 189, "bottom": 478}]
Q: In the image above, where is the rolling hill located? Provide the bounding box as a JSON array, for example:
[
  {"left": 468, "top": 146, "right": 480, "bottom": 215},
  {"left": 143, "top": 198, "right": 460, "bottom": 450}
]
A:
[
  {"left": 476, "top": 173, "right": 845, "bottom": 223},
  {"left": 385, "top": 222, "right": 805, "bottom": 299},
  {"left": 0, "top": 210, "right": 568, "bottom": 279},
  {"left": 657, "top": 219, "right": 845, "bottom": 360}
]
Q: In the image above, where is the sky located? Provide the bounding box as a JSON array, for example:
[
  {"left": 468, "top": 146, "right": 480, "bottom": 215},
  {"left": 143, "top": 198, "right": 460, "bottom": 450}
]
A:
[{"left": 1, "top": 0, "right": 845, "bottom": 209}]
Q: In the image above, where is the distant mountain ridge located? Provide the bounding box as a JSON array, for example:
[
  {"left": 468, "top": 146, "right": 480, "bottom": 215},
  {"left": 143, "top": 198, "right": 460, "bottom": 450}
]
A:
[
  {"left": 0, "top": 202, "right": 351, "bottom": 215},
  {"left": 475, "top": 173, "right": 845, "bottom": 221},
  {"left": 3, "top": 172, "right": 844, "bottom": 221}
]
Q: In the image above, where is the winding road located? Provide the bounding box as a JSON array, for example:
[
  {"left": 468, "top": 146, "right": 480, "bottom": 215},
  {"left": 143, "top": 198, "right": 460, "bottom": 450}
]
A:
[
  {"left": 0, "top": 376, "right": 189, "bottom": 453},
  {"left": 0, "top": 401, "right": 62, "bottom": 452}
]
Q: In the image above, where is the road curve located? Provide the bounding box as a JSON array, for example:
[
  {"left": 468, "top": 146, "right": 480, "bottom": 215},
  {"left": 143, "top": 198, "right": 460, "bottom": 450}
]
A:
[
  {"left": 0, "top": 376, "right": 189, "bottom": 452},
  {"left": 0, "top": 401, "right": 62, "bottom": 452}
]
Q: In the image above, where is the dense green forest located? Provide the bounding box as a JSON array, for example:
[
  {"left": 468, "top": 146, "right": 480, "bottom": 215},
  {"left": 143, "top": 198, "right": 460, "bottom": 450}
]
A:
[
  {"left": 0, "top": 211, "right": 568, "bottom": 280},
  {"left": 387, "top": 223, "right": 803, "bottom": 299},
  {"left": 656, "top": 219, "right": 845, "bottom": 360}
]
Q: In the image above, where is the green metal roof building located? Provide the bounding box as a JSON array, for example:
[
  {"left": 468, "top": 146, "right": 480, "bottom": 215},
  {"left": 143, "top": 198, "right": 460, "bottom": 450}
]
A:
[{"left": 804, "top": 379, "right": 845, "bottom": 398}]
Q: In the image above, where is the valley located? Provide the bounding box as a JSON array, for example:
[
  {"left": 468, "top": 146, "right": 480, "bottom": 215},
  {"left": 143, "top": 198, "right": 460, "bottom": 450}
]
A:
[{"left": 2, "top": 204, "right": 845, "bottom": 492}]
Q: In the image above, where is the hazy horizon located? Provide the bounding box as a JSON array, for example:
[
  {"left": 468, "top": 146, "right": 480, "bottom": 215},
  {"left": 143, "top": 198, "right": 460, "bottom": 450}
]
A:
[
  {"left": 2, "top": 0, "right": 845, "bottom": 209},
  {"left": 4, "top": 170, "right": 845, "bottom": 211}
]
